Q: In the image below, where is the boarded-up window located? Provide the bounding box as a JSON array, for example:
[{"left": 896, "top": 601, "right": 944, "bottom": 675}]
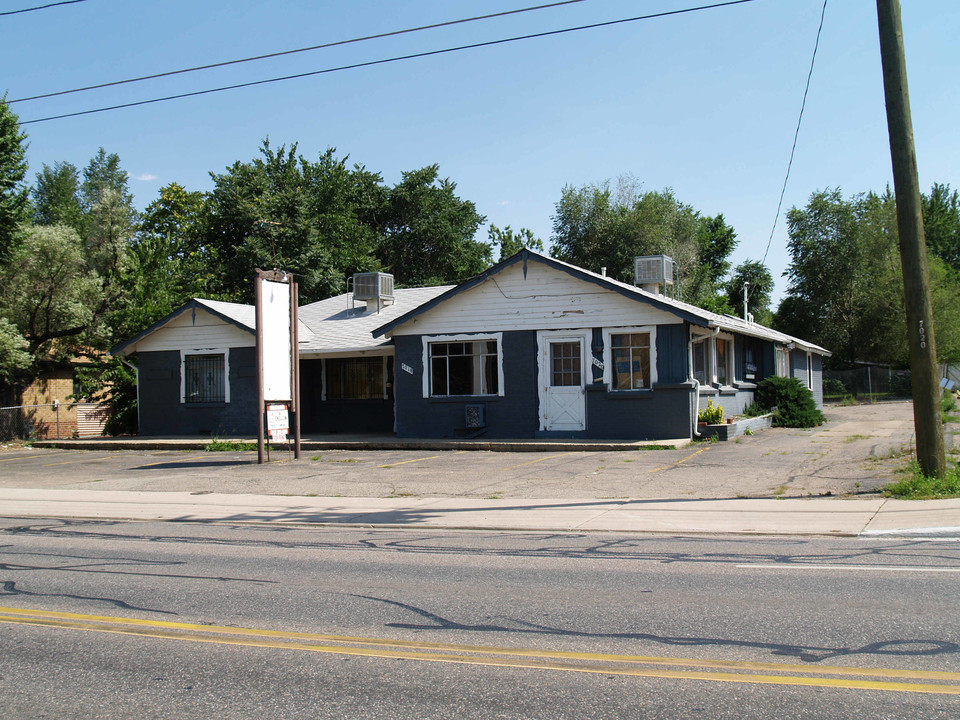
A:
[{"left": 326, "top": 357, "right": 384, "bottom": 400}]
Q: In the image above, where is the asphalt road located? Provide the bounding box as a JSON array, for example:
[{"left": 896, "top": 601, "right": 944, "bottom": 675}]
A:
[
  {"left": 2, "top": 518, "right": 959, "bottom": 718},
  {"left": 0, "top": 401, "right": 941, "bottom": 499}
]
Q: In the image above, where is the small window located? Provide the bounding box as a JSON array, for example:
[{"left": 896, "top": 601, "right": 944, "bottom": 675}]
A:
[
  {"left": 326, "top": 357, "right": 385, "bottom": 400},
  {"left": 806, "top": 352, "right": 813, "bottom": 389},
  {"left": 429, "top": 340, "right": 499, "bottom": 396},
  {"left": 692, "top": 340, "right": 707, "bottom": 385},
  {"left": 611, "top": 333, "right": 651, "bottom": 390},
  {"left": 184, "top": 354, "right": 225, "bottom": 403},
  {"left": 715, "top": 338, "right": 730, "bottom": 385},
  {"left": 776, "top": 346, "right": 790, "bottom": 378},
  {"left": 551, "top": 341, "right": 582, "bottom": 387}
]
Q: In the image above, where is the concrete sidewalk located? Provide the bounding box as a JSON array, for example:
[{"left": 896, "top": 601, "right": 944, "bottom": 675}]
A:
[{"left": 2, "top": 487, "right": 958, "bottom": 536}]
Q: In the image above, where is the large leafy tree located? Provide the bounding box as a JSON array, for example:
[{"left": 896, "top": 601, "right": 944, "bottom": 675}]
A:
[
  {"left": 775, "top": 188, "right": 960, "bottom": 366},
  {"left": 205, "top": 141, "right": 385, "bottom": 303},
  {"left": 378, "top": 164, "right": 489, "bottom": 286},
  {"left": 0, "top": 97, "right": 29, "bottom": 264},
  {"left": 549, "top": 177, "right": 737, "bottom": 309}
]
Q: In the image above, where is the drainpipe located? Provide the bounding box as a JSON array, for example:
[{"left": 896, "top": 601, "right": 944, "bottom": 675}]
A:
[
  {"left": 116, "top": 356, "right": 140, "bottom": 435},
  {"left": 689, "top": 327, "right": 721, "bottom": 438}
]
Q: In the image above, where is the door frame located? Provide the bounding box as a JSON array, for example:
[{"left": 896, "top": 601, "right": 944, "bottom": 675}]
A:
[{"left": 536, "top": 329, "right": 591, "bottom": 432}]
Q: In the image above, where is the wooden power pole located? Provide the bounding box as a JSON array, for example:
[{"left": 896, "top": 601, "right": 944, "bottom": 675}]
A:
[{"left": 876, "top": 0, "right": 945, "bottom": 477}]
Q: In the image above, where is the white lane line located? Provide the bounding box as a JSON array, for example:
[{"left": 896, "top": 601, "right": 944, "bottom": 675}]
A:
[{"left": 738, "top": 564, "right": 960, "bottom": 573}]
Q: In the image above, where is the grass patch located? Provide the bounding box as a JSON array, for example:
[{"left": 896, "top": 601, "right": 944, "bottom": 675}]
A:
[
  {"left": 839, "top": 396, "right": 859, "bottom": 407},
  {"left": 943, "top": 393, "right": 959, "bottom": 424},
  {"left": 845, "top": 434, "right": 872, "bottom": 443},
  {"left": 204, "top": 439, "right": 257, "bottom": 452},
  {"left": 637, "top": 444, "right": 672, "bottom": 451},
  {"left": 883, "top": 461, "right": 960, "bottom": 499}
]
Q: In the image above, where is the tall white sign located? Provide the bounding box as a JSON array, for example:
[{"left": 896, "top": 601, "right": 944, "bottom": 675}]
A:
[{"left": 261, "top": 279, "right": 292, "bottom": 401}]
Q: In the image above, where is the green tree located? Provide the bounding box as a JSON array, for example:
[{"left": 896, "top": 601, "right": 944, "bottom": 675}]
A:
[
  {"left": 205, "top": 141, "right": 385, "bottom": 303},
  {"left": 727, "top": 260, "right": 774, "bottom": 325},
  {"left": 32, "top": 161, "right": 83, "bottom": 232},
  {"left": 923, "top": 182, "right": 960, "bottom": 274},
  {"left": 549, "top": 177, "right": 737, "bottom": 308},
  {"left": 378, "top": 164, "right": 489, "bottom": 286},
  {"left": 0, "top": 224, "right": 106, "bottom": 361},
  {"left": 776, "top": 188, "right": 960, "bottom": 366},
  {"left": 0, "top": 316, "right": 31, "bottom": 385},
  {"left": 489, "top": 224, "right": 543, "bottom": 261},
  {"left": 0, "top": 97, "right": 29, "bottom": 264}
]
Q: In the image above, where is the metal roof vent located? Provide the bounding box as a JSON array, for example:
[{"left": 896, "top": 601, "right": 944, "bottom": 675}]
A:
[
  {"left": 349, "top": 272, "right": 394, "bottom": 312},
  {"left": 634, "top": 255, "right": 675, "bottom": 296}
]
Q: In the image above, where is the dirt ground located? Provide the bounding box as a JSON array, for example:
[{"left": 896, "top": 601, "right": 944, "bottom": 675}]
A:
[{"left": 1, "top": 400, "right": 956, "bottom": 500}]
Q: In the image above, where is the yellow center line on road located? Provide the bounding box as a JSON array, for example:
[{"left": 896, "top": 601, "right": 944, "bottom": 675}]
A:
[
  {"left": 648, "top": 446, "right": 710, "bottom": 473},
  {"left": 378, "top": 450, "right": 467, "bottom": 468},
  {"left": 38, "top": 453, "right": 133, "bottom": 468},
  {"left": 508, "top": 453, "right": 571, "bottom": 469},
  {"left": 1, "top": 606, "right": 958, "bottom": 694},
  {"left": 0, "top": 452, "right": 68, "bottom": 463}
]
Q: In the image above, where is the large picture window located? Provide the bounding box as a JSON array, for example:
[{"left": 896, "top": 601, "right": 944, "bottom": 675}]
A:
[
  {"left": 326, "top": 357, "right": 385, "bottom": 400},
  {"left": 611, "top": 332, "right": 651, "bottom": 390},
  {"left": 184, "top": 353, "right": 225, "bottom": 403},
  {"left": 429, "top": 340, "right": 499, "bottom": 396}
]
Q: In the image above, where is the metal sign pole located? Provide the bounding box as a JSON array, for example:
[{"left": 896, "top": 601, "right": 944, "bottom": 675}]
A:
[
  {"left": 290, "top": 279, "right": 301, "bottom": 459},
  {"left": 255, "top": 269, "right": 266, "bottom": 464}
]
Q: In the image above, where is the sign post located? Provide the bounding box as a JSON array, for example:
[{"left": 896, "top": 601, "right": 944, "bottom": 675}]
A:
[{"left": 255, "top": 268, "right": 301, "bottom": 463}]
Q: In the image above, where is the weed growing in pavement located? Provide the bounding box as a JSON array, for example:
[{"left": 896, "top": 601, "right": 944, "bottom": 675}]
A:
[
  {"left": 204, "top": 439, "right": 257, "bottom": 451},
  {"left": 845, "top": 434, "right": 872, "bottom": 442},
  {"left": 883, "top": 461, "right": 960, "bottom": 499},
  {"left": 839, "top": 396, "right": 858, "bottom": 407}
]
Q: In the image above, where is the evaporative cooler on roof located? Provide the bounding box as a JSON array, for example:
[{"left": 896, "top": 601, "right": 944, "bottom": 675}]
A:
[{"left": 634, "top": 255, "right": 675, "bottom": 296}]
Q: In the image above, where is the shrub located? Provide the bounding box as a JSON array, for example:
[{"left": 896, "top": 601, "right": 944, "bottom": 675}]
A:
[
  {"left": 698, "top": 399, "right": 724, "bottom": 425},
  {"left": 883, "top": 461, "right": 960, "bottom": 499},
  {"left": 823, "top": 378, "right": 847, "bottom": 397},
  {"left": 755, "top": 376, "right": 825, "bottom": 428},
  {"left": 741, "top": 402, "right": 767, "bottom": 418}
]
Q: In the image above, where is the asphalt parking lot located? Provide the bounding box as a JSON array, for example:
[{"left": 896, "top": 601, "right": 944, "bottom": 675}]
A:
[{"left": 2, "top": 401, "right": 944, "bottom": 500}]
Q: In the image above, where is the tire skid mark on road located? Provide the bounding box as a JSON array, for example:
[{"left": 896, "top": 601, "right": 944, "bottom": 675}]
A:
[{"left": 2, "top": 606, "right": 959, "bottom": 695}]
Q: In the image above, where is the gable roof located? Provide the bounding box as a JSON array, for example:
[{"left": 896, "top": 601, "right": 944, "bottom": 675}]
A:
[
  {"left": 373, "top": 249, "right": 830, "bottom": 356},
  {"left": 111, "top": 298, "right": 315, "bottom": 357}
]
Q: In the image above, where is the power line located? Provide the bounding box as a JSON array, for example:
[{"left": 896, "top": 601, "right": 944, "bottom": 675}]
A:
[
  {"left": 762, "top": 0, "right": 828, "bottom": 266},
  {"left": 20, "top": 0, "right": 759, "bottom": 125},
  {"left": 9, "top": 0, "right": 588, "bottom": 104},
  {"left": 1, "top": 0, "right": 88, "bottom": 16}
]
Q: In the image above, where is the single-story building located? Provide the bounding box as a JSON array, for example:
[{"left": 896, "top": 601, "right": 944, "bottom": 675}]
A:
[{"left": 112, "top": 250, "right": 829, "bottom": 439}]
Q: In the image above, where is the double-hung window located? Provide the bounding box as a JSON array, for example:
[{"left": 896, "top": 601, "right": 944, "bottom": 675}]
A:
[
  {"left": 604, "top": 327, "right": 656, "bottom": 390},
  {"left": 715, "top": 337, "right": 731, "bottom": 386},
  {"left": 428, "top": 338, "right": 500, "bottom": 397},
  {"left": 611, "top": 332, "right": 652, "bottom": 390}
]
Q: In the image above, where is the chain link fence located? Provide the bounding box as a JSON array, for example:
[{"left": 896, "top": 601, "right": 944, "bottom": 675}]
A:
[
  {"left": 823, "top": 366, "right": 913, "bottom": 403},
  {"left": 0, "top": 403, "right": 70, "bottom": 441}
]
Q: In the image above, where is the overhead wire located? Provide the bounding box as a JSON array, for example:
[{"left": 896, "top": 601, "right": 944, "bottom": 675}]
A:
[
  {"left": 761, "top": 0, "right": 829, "bottom": 266},
  {"left": 9, "top": 0, "right": 589, "bottom": 104},
  {"left": 1, "top": 0, "right": 87, "bottom": 16},
  {"left": 19, "top": 0, "right": 760, "bottom": 125}
]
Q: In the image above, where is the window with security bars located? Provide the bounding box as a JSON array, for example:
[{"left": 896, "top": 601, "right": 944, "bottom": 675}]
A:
[
  {"left": 184, "top": 354, "right": 225, "bottom": 403},
  {"left": 430, "top": 340, "right": 499, "bottom": 396},
  {"left": 611, "top": 333, "right": 651, "bottom": 390},
  {"left": 550, "top": 342, "right": 581, "bottom": 387},
  {"left": 326, "top": 357, "right": 384, "bottom": 400}
]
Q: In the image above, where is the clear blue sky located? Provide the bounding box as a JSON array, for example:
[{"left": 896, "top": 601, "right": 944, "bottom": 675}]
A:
[{"left": 3, "top": 0, "right": 957, "bottom": 304}]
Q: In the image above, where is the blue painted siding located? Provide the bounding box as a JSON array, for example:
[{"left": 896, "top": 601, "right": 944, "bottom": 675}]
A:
[
  {"left": 138, "top": 347, "right": 258, "bottom": 436},
  {"left": 393, "top": 331, "right": 540, "bottom": 438}
]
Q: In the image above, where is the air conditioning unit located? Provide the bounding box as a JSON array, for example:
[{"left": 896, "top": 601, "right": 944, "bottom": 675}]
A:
[
  {"left": 352, "top": 272, "right": 394, "bottom": 301},
  {"left": 634, "top": 255, "right": 675, "bottom": 294}
]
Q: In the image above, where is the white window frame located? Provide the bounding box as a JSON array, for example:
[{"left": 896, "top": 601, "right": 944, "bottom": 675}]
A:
[
  {"left": 603, "top": 326, "right": 658, "bottom": 391},
  {"left": 690, "top": 330, "right": 734, "bottom": 387},
  {"left": 775, "top": 345, "right": 790, "bottom": 378},
  {"left": 714, "top": 333, "right": 735, "bottom": 387},
  {"left": 806, "top": 351, "right": 813, "bottom": 389},
  {"left": 180, "top": 348, "right": 230, "bottom": 404},
  {"left": 421, "top": 333, "right": 504, "bottom": 399}
]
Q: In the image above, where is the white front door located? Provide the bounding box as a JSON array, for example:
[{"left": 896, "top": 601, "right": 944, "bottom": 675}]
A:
[{"left": 538, "top": 335, "right": 586, "bottom": 431}]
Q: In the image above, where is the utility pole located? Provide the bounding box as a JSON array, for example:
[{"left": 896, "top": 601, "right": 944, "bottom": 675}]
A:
[{"left": 876, "top": 0, "right": 945, "bottom": 477}]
